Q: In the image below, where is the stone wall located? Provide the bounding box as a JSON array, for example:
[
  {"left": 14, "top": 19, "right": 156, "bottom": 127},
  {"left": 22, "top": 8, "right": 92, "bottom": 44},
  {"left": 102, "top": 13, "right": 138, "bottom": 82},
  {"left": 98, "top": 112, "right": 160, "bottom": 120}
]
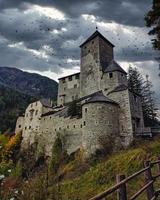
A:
[
  {"left": 30, "top": 112, "right": 83, "bottom": 156},
  {"left": 80, "top": 36, "right": 101, "bottom": 97},
  {"left": 58, "top": 73, "right": 80, "bottom": 105},
  {"left": 82, "top": 101, "right": 119, "bottom": 158},
  {"left": 108, "top": 89, "right": 134, "bottom": 146}
]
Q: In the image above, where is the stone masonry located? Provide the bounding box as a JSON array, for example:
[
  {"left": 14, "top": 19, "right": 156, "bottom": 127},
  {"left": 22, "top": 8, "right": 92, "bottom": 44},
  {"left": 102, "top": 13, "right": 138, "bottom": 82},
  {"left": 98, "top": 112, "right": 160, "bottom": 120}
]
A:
[{"left": 16, "top": 30, "right": 145, "bottom": 158}]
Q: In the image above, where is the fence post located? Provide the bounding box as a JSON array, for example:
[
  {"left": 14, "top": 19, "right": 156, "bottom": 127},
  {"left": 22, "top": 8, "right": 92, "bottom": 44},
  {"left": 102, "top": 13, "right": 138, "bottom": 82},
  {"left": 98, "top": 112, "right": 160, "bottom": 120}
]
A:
[
  {"left": 144, "top": 161, "right": 154, "bottom": 200},
  {"left": 157, "top": 156, "right": 160, "bottom": 173},
  {"left": 116, "top": 174, "right": 127, "bottom": 200}
]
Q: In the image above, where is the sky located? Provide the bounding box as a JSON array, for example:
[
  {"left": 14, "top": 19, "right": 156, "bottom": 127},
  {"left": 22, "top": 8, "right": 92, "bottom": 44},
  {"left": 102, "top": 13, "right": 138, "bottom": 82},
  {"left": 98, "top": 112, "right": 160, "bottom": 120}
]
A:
[{"left": 0, "top": 0, "right": 159, "bottom": 104}]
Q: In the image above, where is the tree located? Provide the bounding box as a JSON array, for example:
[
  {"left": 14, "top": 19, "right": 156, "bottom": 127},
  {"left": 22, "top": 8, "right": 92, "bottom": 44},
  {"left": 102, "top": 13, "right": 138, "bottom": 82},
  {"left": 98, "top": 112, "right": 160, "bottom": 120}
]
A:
[
  {"left": 128, "top": 66, "right": 157, "bottom": 126},
  {"left": 145, "top": 0, "right": 160, "bottom": 50},
  {"left": 142, "top": 75, "right": 157, "bottom": 126},
  {"left": 128, "top": 66, "right": 144, "bottom": 95}
]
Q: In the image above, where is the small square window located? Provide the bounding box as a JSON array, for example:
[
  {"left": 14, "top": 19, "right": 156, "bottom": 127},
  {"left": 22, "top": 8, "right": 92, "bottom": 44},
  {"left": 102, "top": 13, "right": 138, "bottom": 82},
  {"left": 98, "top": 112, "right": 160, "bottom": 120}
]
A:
[
  {"left": 62, "top": 78, "right": 66, "bottom": 83},
  {"left": 69, "top": 76, "right": 72, "bottom": 81},
  {"left": 75, "top": 74, "right": 79, "bottom": 79},
  {"left": 109, "top": 73, "right": 113, "bottom": 78}
]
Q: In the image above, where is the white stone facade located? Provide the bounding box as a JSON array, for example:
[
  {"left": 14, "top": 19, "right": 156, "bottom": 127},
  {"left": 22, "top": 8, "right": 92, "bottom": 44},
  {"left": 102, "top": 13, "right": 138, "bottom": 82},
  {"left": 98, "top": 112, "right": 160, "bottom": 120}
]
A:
[{"left": 16, "top": 31, "right": 144, "bottom": 158}]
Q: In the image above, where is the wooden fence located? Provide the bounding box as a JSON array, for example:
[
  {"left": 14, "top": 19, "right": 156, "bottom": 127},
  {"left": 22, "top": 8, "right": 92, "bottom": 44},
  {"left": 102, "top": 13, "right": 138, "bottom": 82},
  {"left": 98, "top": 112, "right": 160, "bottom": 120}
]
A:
[{"left": 89, "top": 157, "right": 160, "bottom": 200}]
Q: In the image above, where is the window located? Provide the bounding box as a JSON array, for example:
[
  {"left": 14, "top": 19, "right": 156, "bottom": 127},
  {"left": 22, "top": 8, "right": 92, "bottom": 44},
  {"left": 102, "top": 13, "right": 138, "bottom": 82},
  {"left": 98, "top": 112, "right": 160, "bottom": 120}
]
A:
[
  {"left": 62, "top": 78, "right": 65, "bottom": 83},
  {"left": 75, "top": 74, "right": 79, "bottom": 79},
  {"left": 74, "top": 84, "right": 77, "bottom": 88},
  {"left": 29, "top": 126, "right": 31, "bottom": 130},
  {"left": 55, "top": 129, "right": 56, "bottom": 131},
  {"left": 19, "top": 125, "right": 21, "bottom": 128},
  {"left": 25, "top": 127, "right": 27, "bottom": 130},
  {"left": 69, "top": 76, "right": 72, "bottom": 81},
  {"left": 35, "top": 110, "right": 38, "bottom": 115},
  {"left": 64, "top": 87, "right": 66, "bottom": 91},
  {"left": 109, "top": 73, "right": 113, "bottom": 78},
  {"left": 84, "top": 46, "right": 87, "bottom": 49},
  {"left": 73, "top": 125, "right": 76, "bottom": 128},
  {"left": 88, "top": 50, "right": 90, "bottom": 53},
  {"left": 85, "top": 108, "right": 87, "bottom": 113},
  {"left": 80, "top": 124, "right": 83, "bottom": 128},
  {"left": 83, "top": 121, "right": 86, "bottom": 126},
  {"left": 92, "top": 41, "right": 94, "bottom": 44},
  {"left": 67, "top": 125, "right": 69, "bottom": 129}
]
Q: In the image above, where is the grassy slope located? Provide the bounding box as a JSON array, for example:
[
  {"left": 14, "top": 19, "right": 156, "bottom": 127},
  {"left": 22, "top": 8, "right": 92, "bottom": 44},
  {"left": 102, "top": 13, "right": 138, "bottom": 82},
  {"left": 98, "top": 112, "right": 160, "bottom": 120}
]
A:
[{"left": 59, "top": 138, "right": 160, "bottom": 200}]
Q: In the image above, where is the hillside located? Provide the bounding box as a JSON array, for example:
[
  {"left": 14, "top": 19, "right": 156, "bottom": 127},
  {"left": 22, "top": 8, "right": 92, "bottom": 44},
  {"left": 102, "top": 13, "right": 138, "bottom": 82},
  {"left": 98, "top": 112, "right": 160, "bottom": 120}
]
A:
[
  {"left": 0, "top": 84, "right": 36, "bottom": 132},
  {"left": 0, "top": 67, "right": 58, "bottom": 99},
  {"left": 0, "top": 67, "right": 58, "bottom": 132},
  {"left": 1, "top": 135, "right": 160, "bottom": 200}
]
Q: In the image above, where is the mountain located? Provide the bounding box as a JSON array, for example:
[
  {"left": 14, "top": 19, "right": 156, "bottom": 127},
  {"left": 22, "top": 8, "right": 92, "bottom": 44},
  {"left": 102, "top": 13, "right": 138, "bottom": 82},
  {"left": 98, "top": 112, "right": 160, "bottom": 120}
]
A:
[
  {"left": 0, "top": 67, "right": 58, "bottom": 99},
  {"left": 0, "top": 67, "right": 58, "bottom": 132}
]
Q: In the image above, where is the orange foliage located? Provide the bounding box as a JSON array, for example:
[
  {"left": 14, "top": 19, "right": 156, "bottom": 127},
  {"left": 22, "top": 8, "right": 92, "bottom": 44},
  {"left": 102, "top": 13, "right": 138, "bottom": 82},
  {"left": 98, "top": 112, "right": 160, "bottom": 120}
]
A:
[{"left": 3, "top": 132, "right": 22, "bottom": 159}]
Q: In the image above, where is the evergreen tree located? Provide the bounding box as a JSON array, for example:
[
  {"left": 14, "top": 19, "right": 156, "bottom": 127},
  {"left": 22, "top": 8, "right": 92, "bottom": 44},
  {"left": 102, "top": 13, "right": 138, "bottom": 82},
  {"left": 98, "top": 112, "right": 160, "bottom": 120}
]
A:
[
  {"left": 142, "top": 75, "right": 157, "bottom": 126},
  {"left": 128, "top": 66, "right": 156, "bottom": 126},
  {"left": 128, "top": 65, "right": 143, "bottom": 95},
  {"left": 145, "top": 0, "right": 160, "bottom": 50}
]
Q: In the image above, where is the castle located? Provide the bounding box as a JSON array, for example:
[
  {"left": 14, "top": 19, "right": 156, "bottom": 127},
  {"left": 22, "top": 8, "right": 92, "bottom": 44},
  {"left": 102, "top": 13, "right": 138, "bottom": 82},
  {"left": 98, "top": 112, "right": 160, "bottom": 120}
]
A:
[{"left": 15, "top": 30, "right": 144, "bottom": 158}]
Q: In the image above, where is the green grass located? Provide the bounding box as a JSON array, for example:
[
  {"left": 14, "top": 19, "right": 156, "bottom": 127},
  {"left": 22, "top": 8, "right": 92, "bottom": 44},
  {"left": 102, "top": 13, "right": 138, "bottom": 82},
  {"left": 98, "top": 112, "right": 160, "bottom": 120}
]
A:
[{"left": 58, "top": 138, "right": 160, "bottom": 200}]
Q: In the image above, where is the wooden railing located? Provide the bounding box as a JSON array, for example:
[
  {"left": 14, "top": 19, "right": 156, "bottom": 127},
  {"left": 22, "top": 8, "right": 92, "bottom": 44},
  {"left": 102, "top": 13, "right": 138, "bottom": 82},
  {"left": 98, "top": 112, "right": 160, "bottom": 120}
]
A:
[{"left": 89, "top": 157, "right": 160, "bottom": 200}]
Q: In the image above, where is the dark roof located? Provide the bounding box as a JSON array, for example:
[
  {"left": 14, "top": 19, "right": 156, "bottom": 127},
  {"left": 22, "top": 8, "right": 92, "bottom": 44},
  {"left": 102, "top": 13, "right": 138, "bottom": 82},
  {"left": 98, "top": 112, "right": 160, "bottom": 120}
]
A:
[
  {"left": 80, "top": 30, "right": 115, "bottom": 48},
  {"left": 83, "top": 91, "right": 118, "bottom": 105},
  {"left": 103, "top": 60, "right": 127, "bottom": 74},
  {"left": 58, "top": 72, "right": 80, "bottom": 80},
  {"left": 40, "top": 99, "right": 52, "bottom": 108},
  {"left": 108, "top": 84, "right": 128, "bottom": 94}
]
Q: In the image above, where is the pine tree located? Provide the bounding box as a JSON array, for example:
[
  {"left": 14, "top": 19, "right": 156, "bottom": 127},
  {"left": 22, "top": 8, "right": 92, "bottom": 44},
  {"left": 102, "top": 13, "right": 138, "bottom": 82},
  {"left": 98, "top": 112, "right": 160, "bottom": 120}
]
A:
[
  {"left": 142, "top": 75, "right": 157, "bottom": 126},
  {"left": 128, "top": 65, "right": 143, "bottom": 95},
  {"left": 145, "top": 0, "right": 160, "bottom": 50},
  {"left": 128, "top": 66, "right": 157, "bottom": 126}
]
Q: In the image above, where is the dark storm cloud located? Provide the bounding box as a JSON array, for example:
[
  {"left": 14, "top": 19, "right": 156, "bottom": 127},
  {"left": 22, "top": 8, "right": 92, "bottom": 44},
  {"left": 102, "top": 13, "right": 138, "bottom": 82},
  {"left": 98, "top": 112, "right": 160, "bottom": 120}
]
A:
[{"left": 0, "top": 0, "right": 152, "bottom": 27}]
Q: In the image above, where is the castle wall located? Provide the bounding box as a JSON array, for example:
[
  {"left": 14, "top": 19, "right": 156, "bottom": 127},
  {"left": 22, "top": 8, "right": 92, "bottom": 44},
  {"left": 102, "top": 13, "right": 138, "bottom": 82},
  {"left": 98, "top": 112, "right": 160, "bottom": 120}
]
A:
[
  {"left": 80, "top": 37, "right": 101, "bottom": 97},
  {"left": 101, "top": 71, "right": 128, "bottom": 94},
  {"left": 129, "top": 91, "right": 144, "bottom": 134},
  {"left": 15, "top": 116, "right": 24, "bottom": 133},
  {"left": 82, "top": 102, "right": 119, "bottom": 158},
  {"left": 99, "top": 37, "right": 114, "bottom": 67},
  {"left": 58, "top": 73, "right": 80, "bottom": 105},
  {"left": 36, "top": 114, "right": 83, "bottom": 156},
  {"left": 108, "top": 89, "right": 134, "bottom": 146}
]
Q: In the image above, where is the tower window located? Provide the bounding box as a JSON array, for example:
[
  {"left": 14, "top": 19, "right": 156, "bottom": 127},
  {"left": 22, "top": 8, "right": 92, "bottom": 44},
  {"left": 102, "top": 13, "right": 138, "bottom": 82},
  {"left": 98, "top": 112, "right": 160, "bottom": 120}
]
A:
[
  {"left": 74, "top": 84, "right": 77, "bottom": 88},
  {"left": 75, "top": 74, "right": 79, "bottom": 79},
  {"left": 109, "top": 73, "right": 113, "bottom": 78},
  {"left": 62, "top": 78, "right": 66, "bottom": 83},
  {"left": 85, "top": 108, "right": 88, "bottom": 113},
  {"left": 68, "top": 76, "right": 72, "bottom": 81}
]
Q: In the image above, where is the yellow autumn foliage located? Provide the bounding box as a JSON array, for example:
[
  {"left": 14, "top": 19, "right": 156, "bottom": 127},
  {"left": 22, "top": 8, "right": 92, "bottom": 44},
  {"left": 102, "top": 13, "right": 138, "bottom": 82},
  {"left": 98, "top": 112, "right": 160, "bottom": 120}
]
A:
[{"left": 3, "top": 132, "right": 22, "bottom": 159}]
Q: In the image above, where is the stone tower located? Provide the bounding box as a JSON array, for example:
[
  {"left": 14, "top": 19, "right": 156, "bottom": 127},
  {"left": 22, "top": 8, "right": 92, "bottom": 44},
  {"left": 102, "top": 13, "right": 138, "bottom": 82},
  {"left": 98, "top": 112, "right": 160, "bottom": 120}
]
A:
[{"left": 80, "top": 30, "right": 115, "bottom": 97}]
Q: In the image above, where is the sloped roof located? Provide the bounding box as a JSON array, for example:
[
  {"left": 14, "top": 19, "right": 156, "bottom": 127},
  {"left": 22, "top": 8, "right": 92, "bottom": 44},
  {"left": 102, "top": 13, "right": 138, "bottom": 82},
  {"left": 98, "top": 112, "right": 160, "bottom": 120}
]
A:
[
  {"left": 40, "top": 99, "right": 52, "bottom": 108},
  {"left": 83, "top": 91, "right": 118, "bottom": 105},
  {"left": 103, "top": 60, "right": 127, "bottom": 74},
  {"left": 80, "top": 30, "right": 115, "bottom": 48},
  {"left": 108, "top": 84, "right": 128, "bottom": 94}
]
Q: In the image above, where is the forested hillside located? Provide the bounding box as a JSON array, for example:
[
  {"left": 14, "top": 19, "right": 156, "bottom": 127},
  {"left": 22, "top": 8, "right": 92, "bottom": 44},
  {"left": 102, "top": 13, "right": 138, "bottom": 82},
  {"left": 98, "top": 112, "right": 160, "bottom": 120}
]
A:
[
  {"left": 0, "top": 85, "right": 36, "bottom": 132},
  {"left": 0, "top": 67, "right": 58, "bottom": 132}
]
